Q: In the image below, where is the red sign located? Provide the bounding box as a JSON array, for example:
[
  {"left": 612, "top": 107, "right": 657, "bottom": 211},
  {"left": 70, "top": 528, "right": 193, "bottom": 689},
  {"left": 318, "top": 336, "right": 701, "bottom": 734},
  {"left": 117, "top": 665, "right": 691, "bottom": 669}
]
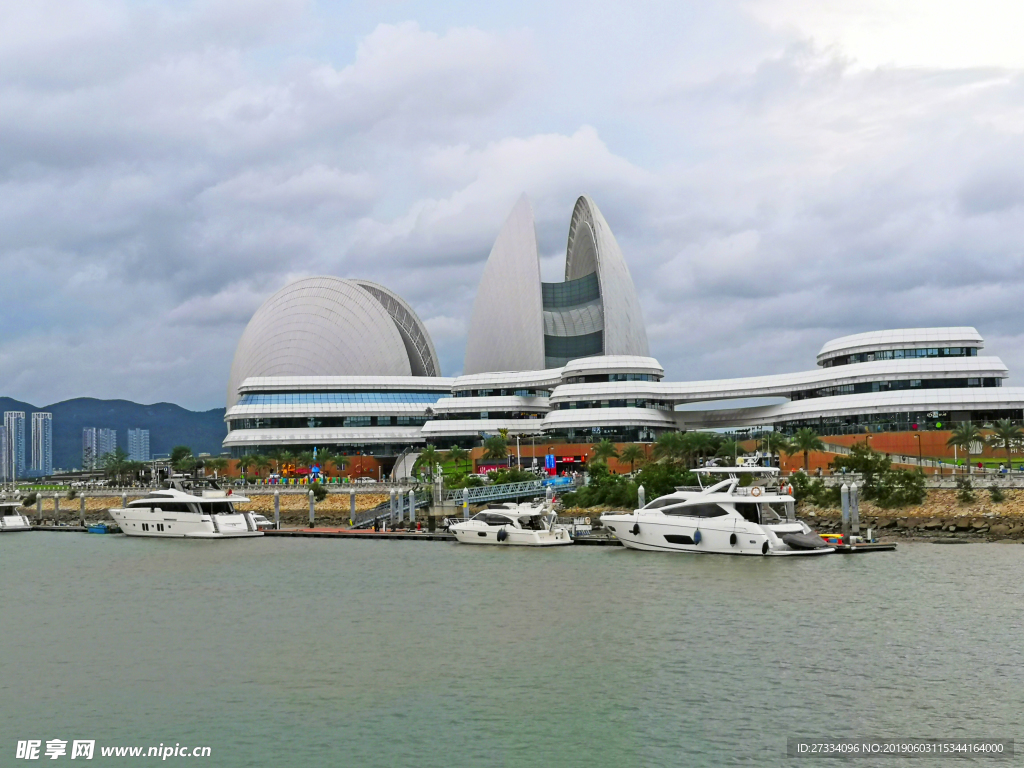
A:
[{"left": 475, "top": 464, "right": 502, "bottom": 473}]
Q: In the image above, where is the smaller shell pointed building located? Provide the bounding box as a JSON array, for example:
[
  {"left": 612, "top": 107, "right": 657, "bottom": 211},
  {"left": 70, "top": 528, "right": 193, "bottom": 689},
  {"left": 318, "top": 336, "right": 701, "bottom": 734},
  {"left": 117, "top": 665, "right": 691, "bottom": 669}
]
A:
[{"left": 463, "top": 194, "right": 650, "bottom": 374}]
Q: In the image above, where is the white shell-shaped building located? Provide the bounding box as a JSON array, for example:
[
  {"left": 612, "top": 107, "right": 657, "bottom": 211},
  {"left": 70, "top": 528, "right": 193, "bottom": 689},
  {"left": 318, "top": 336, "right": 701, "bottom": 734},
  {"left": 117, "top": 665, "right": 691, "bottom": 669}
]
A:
[
  {"left": 463, "top": 194, "right": 649, "bottom": 374},
  {"left": 226, "top": 277, "right": 440, "bottom": 408}
]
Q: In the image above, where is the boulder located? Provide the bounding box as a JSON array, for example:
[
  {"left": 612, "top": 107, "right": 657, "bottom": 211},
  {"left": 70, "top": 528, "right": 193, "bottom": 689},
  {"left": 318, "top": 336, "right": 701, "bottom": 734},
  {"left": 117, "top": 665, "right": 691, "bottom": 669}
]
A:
[
  {"left": 989, "top": 524, "right": 1011, "bottom": 536},
  {"left": 876, "top": 518, "right": 894, "bottom": 529},
  {"left": 971, "top": 519, "right": 989, "bottom": 529},
  {"left": 955, "top": 519, "right": 973, "bottom": 531},
  {"left": 923, "top": 519, "right": 944, "bottom": 529}
]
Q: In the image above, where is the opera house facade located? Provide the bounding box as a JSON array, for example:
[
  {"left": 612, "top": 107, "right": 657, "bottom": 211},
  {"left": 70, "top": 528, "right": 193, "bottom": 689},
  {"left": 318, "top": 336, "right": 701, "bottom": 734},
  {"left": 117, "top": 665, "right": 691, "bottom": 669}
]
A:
[{"left": 223, "top": 195, "right": 1024, "bottom": 473}]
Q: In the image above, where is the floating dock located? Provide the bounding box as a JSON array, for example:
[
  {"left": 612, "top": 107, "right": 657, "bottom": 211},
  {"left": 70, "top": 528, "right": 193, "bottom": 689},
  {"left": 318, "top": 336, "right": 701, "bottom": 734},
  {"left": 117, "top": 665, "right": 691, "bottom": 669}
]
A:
[{"left": 830, "top": 542, "right": 897, "bottom": 553}]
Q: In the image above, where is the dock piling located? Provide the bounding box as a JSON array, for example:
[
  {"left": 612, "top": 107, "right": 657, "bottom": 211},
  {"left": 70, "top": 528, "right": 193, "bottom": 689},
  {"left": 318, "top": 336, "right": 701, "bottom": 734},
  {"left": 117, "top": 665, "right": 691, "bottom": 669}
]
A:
[
  {"left": 390, "top": 489, "right": 396, "bottom": 525},
  {"left": 36, "top": 494, "right": 42, "bottom": 524},
  {"left": 349, "top": 488, "right": 356, "bottom": 528},
  {"left": 408, "top": 489, "right": 415, "bottom": 524},
  {"left": 637, "top": 484, "right": 645, "bottom": 509},
  {"left": 462, "top": 487, "right": 469, "bottom": 520},
  {"left": 308, "top": 490, "right": 315, "bottom": 528},
  {"left": 840, "top": 483, "right": 851, "bottom": 544},
  {"left": 79, "top": 493, "right": 86, "bottom": 527},
  {"left": 54, "top": 493, "right": 59, "bottom": 519},
  {"left": 274, "top": 490, "right": 280, "bottom": 529},
  {"left": 850, "top": 482, "right": 861, "bottom": 537}
]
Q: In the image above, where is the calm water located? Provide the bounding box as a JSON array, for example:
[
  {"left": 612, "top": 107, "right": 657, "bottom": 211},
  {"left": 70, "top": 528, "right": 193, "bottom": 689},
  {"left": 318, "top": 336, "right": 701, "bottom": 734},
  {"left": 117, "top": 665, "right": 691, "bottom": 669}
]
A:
[{"left": 1, "top": 534, "right": 1021, "bottom": 767}]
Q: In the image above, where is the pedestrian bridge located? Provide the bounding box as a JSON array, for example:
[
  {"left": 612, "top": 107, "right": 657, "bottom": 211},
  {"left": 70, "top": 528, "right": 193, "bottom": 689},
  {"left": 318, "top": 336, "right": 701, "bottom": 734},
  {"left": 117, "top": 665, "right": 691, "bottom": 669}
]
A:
[{"left": 441, "top": 479, "right": 546, "bottom": 504}]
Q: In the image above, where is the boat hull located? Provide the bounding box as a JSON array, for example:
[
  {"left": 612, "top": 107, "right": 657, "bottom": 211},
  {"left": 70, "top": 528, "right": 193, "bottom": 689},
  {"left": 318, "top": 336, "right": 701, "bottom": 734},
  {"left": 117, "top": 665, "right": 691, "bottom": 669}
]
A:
[
  {"left": 0, "top": 514, "right": 33, "bottom": 532},
  {"left": 601, "top": 514, "right": 832, "bottom": 556},
  {"left": 450, "top": 524, "right": 573, "bottom": 546},
  {"left": 109, "top": 509, "right": 262, "bottom": 539}
]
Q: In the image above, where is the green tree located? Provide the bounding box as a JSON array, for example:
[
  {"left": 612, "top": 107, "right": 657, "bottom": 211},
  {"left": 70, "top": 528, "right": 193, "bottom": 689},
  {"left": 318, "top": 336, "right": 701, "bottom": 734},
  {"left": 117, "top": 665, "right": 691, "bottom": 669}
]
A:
[
  {"left": 590, "top": 439, "right": 619, "bottom": 465},
  {"left": 171, "top": 446, "right": 197, "bottom": 475},
  {"left": 204, "top": 457, "right": 228, "bottom": 478},
  {"left": 829, "top": 440, "right": 890, "bottom": 485},
  {"left": 444, "top": 446, "right": 469, "bottom": 473},
  {"left": 771, "top": 436, "right": 795, "bottom": 468},
  {"left": 989, "top": 419, "right": 1022, "bottom": 472},
  {"left": 790, "top": 428, "right": 825, "bottom": 472},
  {"left": 619, "top": 444, "right": 646, "bottom": 474},
  {"left": 170, "top": 445, "right": 193, "bottom": 464},
  {"left": 685, "top": 431, "right": 717, "bottom": 468},
  {"left": 315, "top": 448, "right": 345, "bottom": 477},
  {"left": 482, "top": 435, "right": 508, "bottom": 462},
  {"left": 237, "top": 454, "right": 256, "bottom": 481},
  {"left": 652, "top": 432, "right": 687, "bottom": 465},
  {"left": 415, "top": 445, "right": 441, "bottom": 479},
  {"left": 947, "top": 423, "right": 983, "bottom": 476},
  {"left": 101, "top": 448, "right": 132, "bottom": 483},
  {"left": 715, "top": 439, "right": 744, "bottom": 466},
  {"left": 252, "top": 455, "right": 270, "bottom": 479}
]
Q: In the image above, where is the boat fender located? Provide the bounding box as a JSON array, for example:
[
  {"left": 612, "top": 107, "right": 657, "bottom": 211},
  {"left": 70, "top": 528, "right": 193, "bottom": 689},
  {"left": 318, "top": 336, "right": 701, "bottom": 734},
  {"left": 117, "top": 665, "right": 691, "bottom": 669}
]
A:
[
  {"left": 631, "top": 523, "right": 640, "bottom": 536},
  {"left": 693, "top": 530, "right": 702, "bottom": 545},
  {"left": 762, "top": 541, "right": 769, "bottom": 555},
  {"left": 497, "top": 528, "right": 508, "bottom": 542},
  {"left": 729, "top": 533, "right": 737, "bottom": 547},
  {"left": 750, "top": 486, "right": 762, "bottom": 497}
]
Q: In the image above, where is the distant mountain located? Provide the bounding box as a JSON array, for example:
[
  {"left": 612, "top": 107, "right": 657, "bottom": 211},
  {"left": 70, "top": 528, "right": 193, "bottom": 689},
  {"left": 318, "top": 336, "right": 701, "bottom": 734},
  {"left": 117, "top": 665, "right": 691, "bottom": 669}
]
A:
[{"left": 0, "top": 397, "right": 226, "bottom": 470}]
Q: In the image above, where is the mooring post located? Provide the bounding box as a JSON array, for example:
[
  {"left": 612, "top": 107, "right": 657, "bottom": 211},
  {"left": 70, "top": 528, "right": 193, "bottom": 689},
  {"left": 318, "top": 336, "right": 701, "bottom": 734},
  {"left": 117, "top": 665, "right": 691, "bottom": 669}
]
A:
[
  {"left": 389, "top": 489, "right": 396, "bottom": 524},
  {"left": 850, "top": 482, "right": 861, "bottom": 539},
  {"left": 308, "top": 490, "right": 315, "bottom": 528},
  {"left": 274, "top": 490, "right": 280, "bottom": 530},
  {"left": 121, "top": 493, "right": 127, "bottom": 509},
  {"left": 462, "top": 487, "right": 469, "bottom": 520},
  {"left": 840, "top": 483, "right": 851, "bottom": 545},
  {"left": 408, "top": 489, "right": 416, "bottom": 524},
  {"left": 349, "top": 488, "right": 356, "bottom": 528},
  {"left": 53, "top": 493, "right": 59, "bottom": 521},
  {"left": 637, "top": 484, "right": 646, "bottom": 509},
  {"left": 36, "top": 493, "right": 42, "bottom": 524},
  {"left": 80, "top": 493, "right": 86, "bottom": 528}
]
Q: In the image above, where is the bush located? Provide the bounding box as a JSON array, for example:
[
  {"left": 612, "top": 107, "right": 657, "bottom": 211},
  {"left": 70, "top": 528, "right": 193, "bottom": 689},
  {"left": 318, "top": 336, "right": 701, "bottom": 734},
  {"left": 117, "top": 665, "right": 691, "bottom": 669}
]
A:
[
  {"left": 989, "top": 484, "right": 1005, "bottom": 503},
  {"left": 310, "top": 482, "right": 328, "bottom": 503},
  {"left": 789, "top": 472, "right": 841, "bottom": 508},
  {"left": 872, "top": 470, "right": 926, "bottom": 508},
  {"left": 560, "top": 462, "right": 698, "bottom": 510},
  {"left": 66, "top": 488, "right": 78, "bottom": 500},
  {"left": 956, "top": 478, "right": 974, "bottom": 503},
  {"left": 21, "top": 492, "right": 37, "bottom": 508},
  {"left": 829, "top": 441, "right": 890, "bottom": 484}
]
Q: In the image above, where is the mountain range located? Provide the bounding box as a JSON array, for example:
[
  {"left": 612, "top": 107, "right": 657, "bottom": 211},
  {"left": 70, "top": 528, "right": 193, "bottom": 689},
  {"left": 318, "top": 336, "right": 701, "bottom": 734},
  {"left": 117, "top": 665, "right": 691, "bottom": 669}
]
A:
[{"left": 0, "top": 397, "right": 227, "bottom": 470}]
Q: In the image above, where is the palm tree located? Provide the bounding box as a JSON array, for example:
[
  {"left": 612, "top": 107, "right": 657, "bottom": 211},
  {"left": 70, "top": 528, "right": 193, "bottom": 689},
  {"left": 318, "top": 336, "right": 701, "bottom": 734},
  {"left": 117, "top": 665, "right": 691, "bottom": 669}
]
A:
[
  {"left": 294, "top": 451, "right": 315, "bottom": 476},
  {"left": 445, "top": 445, "right": 469, "bottom": 474},
  {"left": 715, "top": 439, "right": 744, "bottom": 466},
  {"left": 988, "top": 419, "right": 1021, "bottom": 471},
  {"left": 590, "top": 439, "right": 619, "bottom": 465},
  {"left": 204, "top": 457, "right": 228, "bottom": 478},
  {"left": 482, "top": 435, "right": 508, "bottom": 462},
  {"left": 416, "top": 445, "right": 441, "bottom": 479},
  {"left": 102, "top": 448, "right": 131, "bottom": 484},
  {"left": 619, "top": 443, "right": 646, "bottom": 474},
  {"left": 653, "top": 432, "right": 687, "bottom": 465},
  {"left": 947, "top": 423, "right": 983, "bottom": 476},
  {"left": 316, "top": 448, "right": 344, "bottom": 478},
  {"left": 171, "top": 448, "right": 197, "bottom": 476},
  {"left": 790, "top": 428, "right": 825, "bottom": 472},
  {"left": 686, "top": 431, "right": 717, "bottom": 468},
  {"left": 237, "top": 454, "right": 256, "bottom": 481},
  {"left": 252, "top": 455, "right": 270, "bottom": 480},
  {"left": 772, "top": 436, "right": 795, "bottom": 469}
]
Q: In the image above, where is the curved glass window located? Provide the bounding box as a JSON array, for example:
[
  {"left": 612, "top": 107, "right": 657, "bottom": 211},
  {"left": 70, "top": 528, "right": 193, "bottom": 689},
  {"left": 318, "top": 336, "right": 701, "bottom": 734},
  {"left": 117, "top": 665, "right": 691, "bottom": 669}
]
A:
[{"left": 237, "top": 392, "right": 444, "bottom": 406}]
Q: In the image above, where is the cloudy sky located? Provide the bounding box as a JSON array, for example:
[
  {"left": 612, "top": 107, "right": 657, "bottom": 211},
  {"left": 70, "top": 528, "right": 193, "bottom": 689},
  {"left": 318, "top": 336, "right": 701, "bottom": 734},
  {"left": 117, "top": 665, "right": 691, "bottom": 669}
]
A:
[{"left": 2, "top": 0, "right": 1024, "bottom": 410}]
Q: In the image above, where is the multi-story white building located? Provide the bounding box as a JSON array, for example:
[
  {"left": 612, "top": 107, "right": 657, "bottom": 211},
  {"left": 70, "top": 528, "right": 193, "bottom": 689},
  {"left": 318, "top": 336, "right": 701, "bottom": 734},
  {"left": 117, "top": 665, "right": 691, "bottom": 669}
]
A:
[
  {"left": 3, "top": 411, "right": 26, "bottom": 481},
  {"left": 127, "top": 429, "right": 150, "bottom": 462},
  {"left": 31, "top": 412, "right": 52, "bottom": 477},
  {"left": 98, "top": 429, "right": 117, "bottom": 459},
  {"left": 82, "top": 427, "right": 117, "bottom": 469},
  {"left": 222, "top": 194, "right": 1024, "bottom": 469}
]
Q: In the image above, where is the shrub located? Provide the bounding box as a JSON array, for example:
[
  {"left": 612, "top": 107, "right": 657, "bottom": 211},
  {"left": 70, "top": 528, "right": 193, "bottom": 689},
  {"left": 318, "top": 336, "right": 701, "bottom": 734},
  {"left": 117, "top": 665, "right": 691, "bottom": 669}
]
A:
[
  {"left": 989, "top": 484, "right": 1005, "bottom": 503},
  {"left": 310, "top": 482, "right": 328, "bottom": 503},
  {"left": 789, "top": 473, "right": 841, "bottom": 508},
  {"left": 955, "top": 478, "right": 974, "bottom": 503},
  {"left": 66, "top": 488, "right": 78, "bottom": 500},
  {"left": 872, "top": 470, "right": 926, "bottom": 508},
  {"left": 21, "top": 492, "right": 37, "bottom": 508}
]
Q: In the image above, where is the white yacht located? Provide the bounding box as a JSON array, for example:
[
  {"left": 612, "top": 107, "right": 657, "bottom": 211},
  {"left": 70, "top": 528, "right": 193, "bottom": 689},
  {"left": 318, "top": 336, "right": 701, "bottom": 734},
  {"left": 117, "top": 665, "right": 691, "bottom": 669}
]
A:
[
  {"left": 600, "top": 467, "right": 833, "bottom": 556},
  {"left": 0, "top": 501, "right": 32, "bottom": 532},
  {"left": 449, "top": 503, "right": 574, "bottom": 546},
  {"left": 109, "top": 481, "right": 262, "bottom": 539}
]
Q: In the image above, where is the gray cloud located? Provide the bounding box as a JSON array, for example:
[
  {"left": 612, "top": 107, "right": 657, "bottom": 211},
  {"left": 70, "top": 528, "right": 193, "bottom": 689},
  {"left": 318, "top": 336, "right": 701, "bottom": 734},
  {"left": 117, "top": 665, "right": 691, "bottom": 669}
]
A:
[{"left": 1, "top": 1, "right": 1023, "bottom": 408}]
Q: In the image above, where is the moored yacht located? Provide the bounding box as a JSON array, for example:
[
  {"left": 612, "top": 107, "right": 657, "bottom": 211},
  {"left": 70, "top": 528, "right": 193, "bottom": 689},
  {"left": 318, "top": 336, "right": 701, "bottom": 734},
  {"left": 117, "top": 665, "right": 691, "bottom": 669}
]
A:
[
  {"left": 600, "top": 467, "right": 832, "bottom": 556},
  {"left": 0, "top": 501, "right": 32, "bottom": 532},
  {"left": 109, "top": 481, "right": 262, "bottom": 539},
  {"left": 449, "top": 502, "right": 573, "bottom": 546}
]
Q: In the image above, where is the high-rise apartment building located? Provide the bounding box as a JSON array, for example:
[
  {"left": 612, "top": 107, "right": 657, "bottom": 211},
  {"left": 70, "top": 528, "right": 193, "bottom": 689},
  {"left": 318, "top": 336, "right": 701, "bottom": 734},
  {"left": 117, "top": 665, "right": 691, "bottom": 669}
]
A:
[
  {"left": 82, "top": 427, "right": 97, "bottom": 469},
  {"left": 31, "top": 412, "right": 53, "bottom": 477},
  {"left": 128, "top": 428, "right": 150, "bottom": 462},
  {"left": 98, "top": 428, "right": 117, "bottom": 458},
  {"left": 3, "top": 411, "right": 26, "bottom": 481}
]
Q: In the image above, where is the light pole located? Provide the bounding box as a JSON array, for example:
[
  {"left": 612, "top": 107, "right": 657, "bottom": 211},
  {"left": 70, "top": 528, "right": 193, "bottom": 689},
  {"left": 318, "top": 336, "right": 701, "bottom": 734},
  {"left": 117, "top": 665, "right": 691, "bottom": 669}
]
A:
[{"left": 516, "top": 435, "right": 521, "bottom": 470}]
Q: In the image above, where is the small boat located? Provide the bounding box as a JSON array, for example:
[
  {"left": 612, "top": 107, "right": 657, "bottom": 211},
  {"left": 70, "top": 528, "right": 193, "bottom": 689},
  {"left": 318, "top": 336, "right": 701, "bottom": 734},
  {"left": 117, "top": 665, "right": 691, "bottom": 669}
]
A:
[
  {"left": 600, "top": 467, "right": 833, "bottom": 557},
  {"left": 87, "top": 522, "right": 118, "bottom": 534},
  {"left": 108, "top": 480, "right": 263, "bottom": 539},
  {"left": 0, "top": 501, "right": 32, "bottom": 532},
  {"left": 449, "top": 503, "right": 573, "bottom": 546}
]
